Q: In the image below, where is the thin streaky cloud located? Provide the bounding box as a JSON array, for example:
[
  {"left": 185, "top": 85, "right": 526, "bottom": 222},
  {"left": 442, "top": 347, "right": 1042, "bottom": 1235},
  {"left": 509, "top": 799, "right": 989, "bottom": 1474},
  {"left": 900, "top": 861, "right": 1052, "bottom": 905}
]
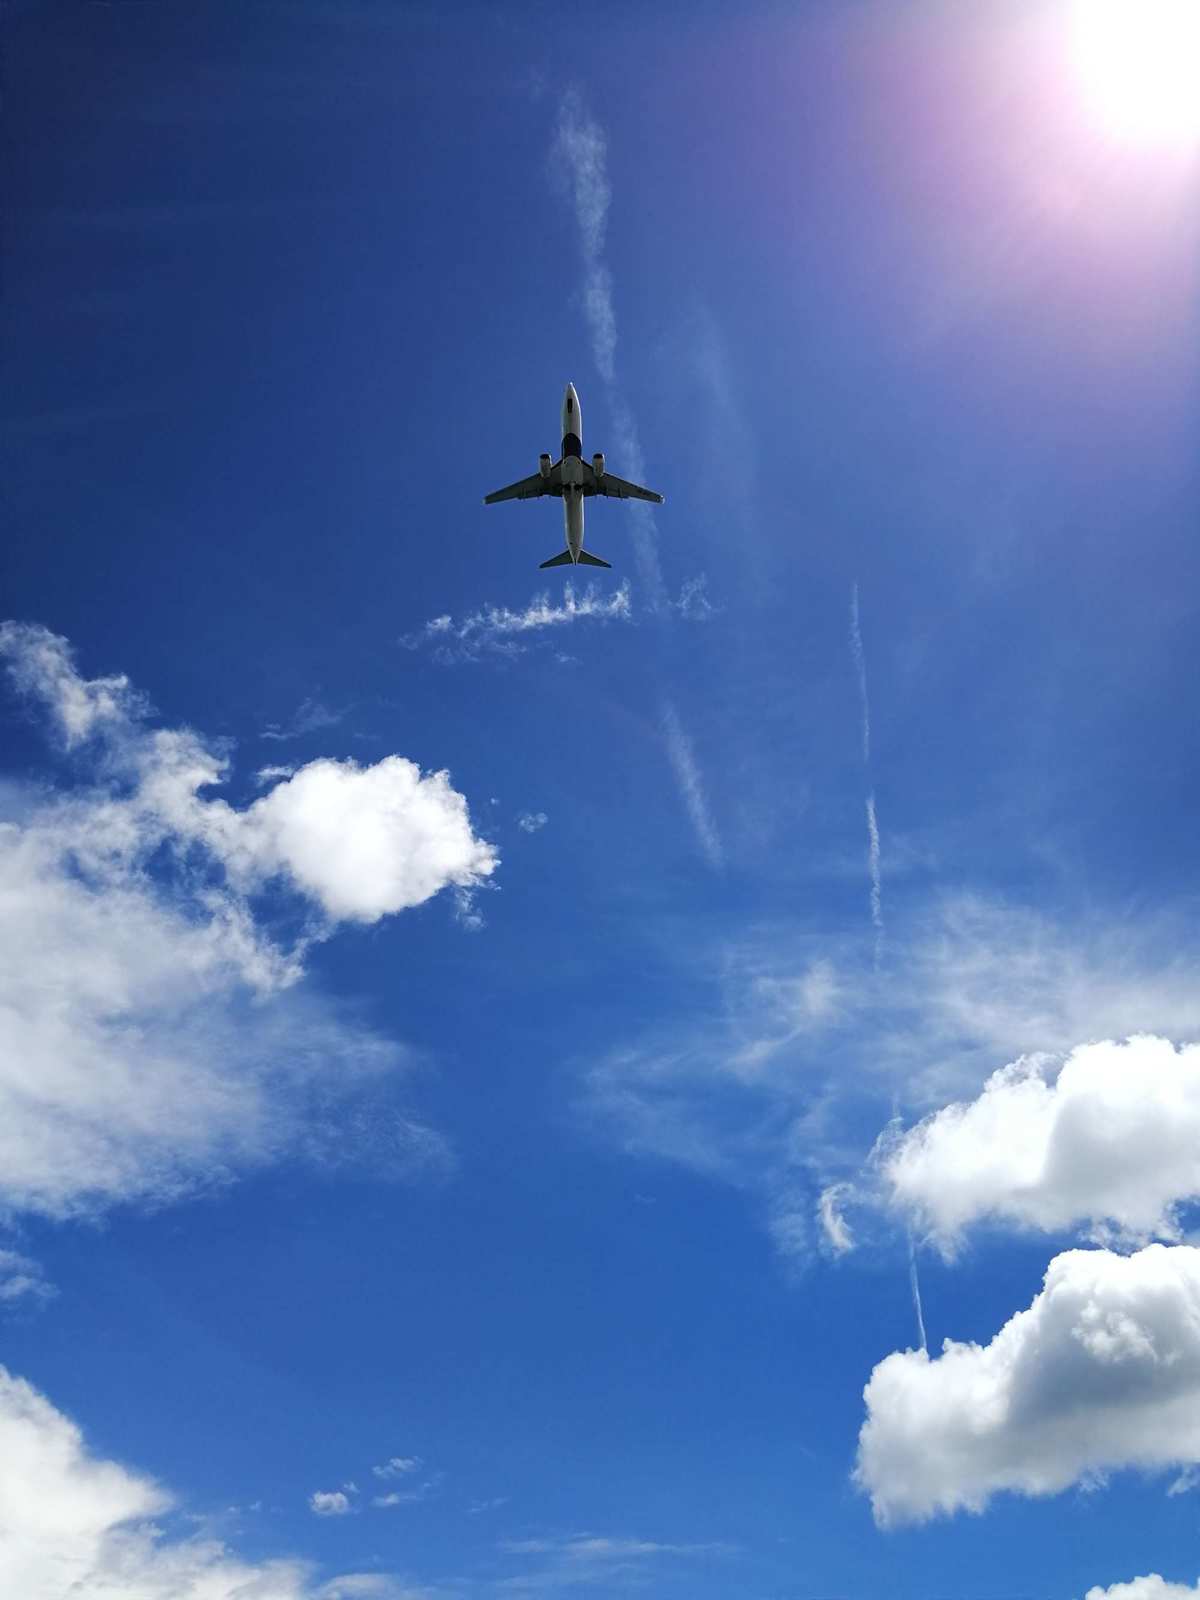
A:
[
  {"left": 661, "top": 701, "right": 722, "bottom": 870},
  {"left": 261, "top": 695, "right": 346, "bottom": 742},
  {"left": 399, "top": 583, "right": 630, "bottom": 663},
  {"left": 373, "top": 1456, "right": 421, "bottom": 1480},
  {"left": 0, "top": 1248, "right": 56, "bottom": 1307}
]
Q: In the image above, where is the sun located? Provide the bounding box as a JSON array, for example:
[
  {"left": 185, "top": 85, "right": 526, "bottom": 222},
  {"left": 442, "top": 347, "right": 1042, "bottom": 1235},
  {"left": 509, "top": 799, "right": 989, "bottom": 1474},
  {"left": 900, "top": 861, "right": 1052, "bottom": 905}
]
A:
[{"left": 1071, "top": 0, "right": 1200, "bottom": 144}]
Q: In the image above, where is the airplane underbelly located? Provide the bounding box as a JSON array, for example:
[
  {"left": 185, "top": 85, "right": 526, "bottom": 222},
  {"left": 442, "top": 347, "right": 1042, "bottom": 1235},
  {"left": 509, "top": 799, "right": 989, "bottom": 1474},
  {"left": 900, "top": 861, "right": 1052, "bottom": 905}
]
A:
[{"left": 564, "top": 491, "right": 584, "bottom": 553}]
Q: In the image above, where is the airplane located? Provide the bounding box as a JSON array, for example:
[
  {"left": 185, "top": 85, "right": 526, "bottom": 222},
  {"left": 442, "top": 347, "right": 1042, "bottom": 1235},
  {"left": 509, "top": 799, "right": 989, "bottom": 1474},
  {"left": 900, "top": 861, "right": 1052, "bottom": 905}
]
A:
[{"left": 483, "top": 383, "right": 664, "bottom": 569}]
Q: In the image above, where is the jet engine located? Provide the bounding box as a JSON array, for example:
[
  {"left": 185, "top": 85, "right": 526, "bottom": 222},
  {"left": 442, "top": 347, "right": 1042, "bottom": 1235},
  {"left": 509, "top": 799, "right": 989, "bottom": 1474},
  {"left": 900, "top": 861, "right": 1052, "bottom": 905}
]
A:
[
  {"left": 539, "top": 453, "right": 552, "bottom": 478},
  {"left": 591, "top": 452, "right": 605, "bottom": 480}
]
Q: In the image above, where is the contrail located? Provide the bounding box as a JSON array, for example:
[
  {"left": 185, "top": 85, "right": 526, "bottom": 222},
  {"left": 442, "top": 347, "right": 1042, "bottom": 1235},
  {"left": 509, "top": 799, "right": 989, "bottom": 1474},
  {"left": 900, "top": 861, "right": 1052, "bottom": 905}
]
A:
[
  {"left": 662, "top": 700, "right": 723, "bottom": 870},
  {"left": 554, "top": 90, "right": 719, "bottom": 873},
  {"left": 552, "top": 87, "right": 665, "bottom": 609},
  {"left": 866, "top": 791, "right": 883, "bottom": 964},
  {"left": 849, "top": 580, "right": 871, "bottom": 766},
  {"left": 850, "top": 582, "right": 883, "bottom": 958},
  {"left": 907, "top": 1228, "right": 929, "bottom": 1354},
  {"left": 890, "top": 1104, "right": 927, "bottom": 1355}
]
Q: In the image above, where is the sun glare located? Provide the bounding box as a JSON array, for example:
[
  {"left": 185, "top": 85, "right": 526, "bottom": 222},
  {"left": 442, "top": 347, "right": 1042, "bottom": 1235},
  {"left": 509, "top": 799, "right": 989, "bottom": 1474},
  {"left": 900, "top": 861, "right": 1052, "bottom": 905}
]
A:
[{"left": 1072, "top": 0, "right": 1200, "bottom": 144}]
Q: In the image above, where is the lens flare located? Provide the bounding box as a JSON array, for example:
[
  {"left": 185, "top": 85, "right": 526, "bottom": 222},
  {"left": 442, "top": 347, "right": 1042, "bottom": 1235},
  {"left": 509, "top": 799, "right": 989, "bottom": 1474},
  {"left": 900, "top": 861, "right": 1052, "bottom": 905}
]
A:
[{"left": 1072, "top": 0, "right": 1200, "bottom": 144}]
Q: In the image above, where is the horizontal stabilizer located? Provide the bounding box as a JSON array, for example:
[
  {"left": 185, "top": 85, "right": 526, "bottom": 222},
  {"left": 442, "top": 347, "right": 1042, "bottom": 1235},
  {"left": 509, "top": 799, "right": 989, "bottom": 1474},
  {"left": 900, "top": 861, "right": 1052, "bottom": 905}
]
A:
[
  {"left": 539, "top": 550, "right": 574, "bottom": 568},
  {"left": 575, "top": 550, "right": 611, "bottom": 568}
]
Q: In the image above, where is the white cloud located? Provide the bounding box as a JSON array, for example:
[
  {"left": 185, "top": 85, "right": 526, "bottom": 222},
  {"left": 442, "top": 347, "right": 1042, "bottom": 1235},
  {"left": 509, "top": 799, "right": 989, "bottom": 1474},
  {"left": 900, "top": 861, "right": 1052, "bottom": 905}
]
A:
[
  {"left": 671, "top": 576, "right": 716, "bottom": 621},
  {"left": 661, "top": 701, "right": 721, "bottom": 870},
  {"left": 310, "top": 1490, "right": 352, "bottom": 1517},
  {"left": 817, "top": 1185, "right": 855, "bottom": 1256},
  {"left": 495, "top": 1532, "right": 732, "bottom": 1591},
  {"left": 217, "top": 757, "right": 497, "bottom": 924},
  {"left": 0, "top": 1249, "right": 56, "bottom": 1307},
  {"left": 883, "top": 1037, "right": 1200, "bottom": 1252},
  {"left": 856, "top": 1243, "right": 1200, "bottom": 1527},
  {"left": 261, "top": 695, "right": 346, "bottom": 742},
  {"left": 372, "top": 1470, "right": 443, "bottom": 1508},
  {"left": 516, "top": 811, "right": 548, "bottom": 834},
  {"left": 582, "top": 895, "right": 1200, "bottom": 1266},
  {"left": 373, "top": 1457, "right": 421, "bottom": 1479},
  {"left": 1086, "top": 1579, "right": 1200, "bottom": 1599},
  {"left": 0, "top": 1363, "right": 404, "bottom": 1599},
  {"left": 399, "top": 584, "right": 630, "bottom": 663},
  {"left": 892, "top": 896, "right": 1200, "bottom": 1101},
  {"left": 0, "top": 621, "right": 145, "bottom": 745},
  {"left": 0, "top": 623, "right": 468, "bottom": 1220}
]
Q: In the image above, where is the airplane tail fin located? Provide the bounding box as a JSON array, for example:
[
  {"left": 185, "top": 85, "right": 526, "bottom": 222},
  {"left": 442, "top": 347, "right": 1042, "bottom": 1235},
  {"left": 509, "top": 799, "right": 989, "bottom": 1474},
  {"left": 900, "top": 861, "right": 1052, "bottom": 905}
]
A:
[{"left": 538, "top": 549, "right": 613, "bottom": 570}]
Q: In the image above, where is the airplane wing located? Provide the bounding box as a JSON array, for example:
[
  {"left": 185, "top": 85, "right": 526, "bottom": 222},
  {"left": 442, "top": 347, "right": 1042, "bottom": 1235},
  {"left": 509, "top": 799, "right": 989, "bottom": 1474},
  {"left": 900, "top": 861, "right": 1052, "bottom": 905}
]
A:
[
  {"left": 483, "top": 469, "right": 558, "bottom": 504},
  {"left": 591, "top": 472, "right": 664, "bottom": 505}
]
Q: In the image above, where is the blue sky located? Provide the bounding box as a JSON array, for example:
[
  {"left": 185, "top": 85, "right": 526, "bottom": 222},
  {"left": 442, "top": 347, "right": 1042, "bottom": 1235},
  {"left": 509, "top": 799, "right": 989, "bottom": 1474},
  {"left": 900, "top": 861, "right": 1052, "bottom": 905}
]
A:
[{"left": 3, "top": 2, "right": 1200, "bottom": 1597}]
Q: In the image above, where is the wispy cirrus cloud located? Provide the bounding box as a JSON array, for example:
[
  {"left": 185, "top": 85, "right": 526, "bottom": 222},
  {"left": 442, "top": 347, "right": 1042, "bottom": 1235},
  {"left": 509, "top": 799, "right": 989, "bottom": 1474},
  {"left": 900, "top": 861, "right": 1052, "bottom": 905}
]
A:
[
  {"left": 373, "top": 1456, "right": 421, "bottom": 1480},
  {"left": 261, "top": 695, "right": 347, "bottom": 742},
  {"left": 496, "top": 1532, "right": 733, "bottom": 1591},
  {"left": 0, "top": 1249, "right": 56, "bottom": 1308},
  {"left": 399, "top": 583, "right": 631, "bottom": 663},
  {"left": 373, "top": 1470, "right": 444, "bottom": 1509},
  {"left": 584, "top": 894, "right": 1200, "bottom": 1266}
]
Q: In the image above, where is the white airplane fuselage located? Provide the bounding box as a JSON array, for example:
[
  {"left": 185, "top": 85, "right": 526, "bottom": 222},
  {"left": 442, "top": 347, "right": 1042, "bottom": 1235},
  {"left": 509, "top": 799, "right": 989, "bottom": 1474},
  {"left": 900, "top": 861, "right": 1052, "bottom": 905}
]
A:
[
  {"left": 559, "top": 382, "right": 585, "bottom": 561},
  {"left": 483, "top": 382, "right": 661, "bottom": 568}
]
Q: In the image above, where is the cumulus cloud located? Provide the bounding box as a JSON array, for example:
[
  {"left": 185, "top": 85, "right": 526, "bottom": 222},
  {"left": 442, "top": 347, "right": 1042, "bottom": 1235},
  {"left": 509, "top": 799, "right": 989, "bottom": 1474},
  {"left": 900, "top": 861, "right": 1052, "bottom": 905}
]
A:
[
  {"left": 310, "top": 1490, "right": 352, "bottom": 1517},
  {"left": 516, "top": 811, "right": 548, "bottom": 834},
  {"left": 0, "top": 1364, "right": 407, "bottom": 1599},
  {"left": 399, "top": 584, "right": 630, "bottom": 663},
  {"left": 0, "top": 623, "right": 474, "bottom": 1220},
  {"left": 883, "top": 1037, "right": 1200, "bottom": 1251},
  {"left": 582, "top": 895, "right": 1200, "bottom": 1266},
  {"left": 856, "top": 1244, "right": 1200, "bottom": 1527},
  {"left": 1086, "top": 1580, "right": 1200, "bottom": 1600}
]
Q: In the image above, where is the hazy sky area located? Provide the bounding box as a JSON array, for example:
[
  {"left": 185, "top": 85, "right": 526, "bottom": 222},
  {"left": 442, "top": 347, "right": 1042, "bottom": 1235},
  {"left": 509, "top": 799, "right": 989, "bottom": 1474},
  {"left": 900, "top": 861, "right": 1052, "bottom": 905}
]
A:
[{"left": 3, "top": 2, "right": 1200, "bottom": 1597}]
